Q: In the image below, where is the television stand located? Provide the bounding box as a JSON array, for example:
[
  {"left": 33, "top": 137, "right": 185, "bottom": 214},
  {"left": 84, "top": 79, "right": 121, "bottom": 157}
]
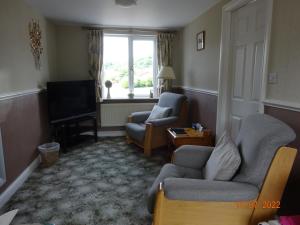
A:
[{"left": 51, "top": 115, "right": 98, "bottom": 152}]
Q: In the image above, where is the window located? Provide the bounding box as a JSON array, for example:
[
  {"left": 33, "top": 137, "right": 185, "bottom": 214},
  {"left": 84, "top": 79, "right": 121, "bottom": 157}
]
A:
[{"left": 103, "top": 34, "right": 157, "bottom": 99}]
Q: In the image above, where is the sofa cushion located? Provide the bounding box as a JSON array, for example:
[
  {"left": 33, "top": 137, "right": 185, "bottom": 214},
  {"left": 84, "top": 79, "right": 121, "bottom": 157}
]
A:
[
  {"left": 145, "top": 105, "right": 172, "bottom": 123},
  {"left": 164, "top": 178, "right": 259, "bottom": 202},
  {"left": 203, "top": 132, "right": 241, "bottom": 181},
  {"left": 147, "top": 163, "right": 202, "bottom": 213},
  {"left": 125, "top": 123, "right": 146, "bottom": 143},
  {"left": 157, "top": 92, "right": 187, "bottom": 116},
  {"left": 130, "top": 111, "right": 151, "bottom": 123},
  {"left": 233, "top": 114, "right": 296, "bottom": 188},
  {"left": 173, "top": 145, "right": 214, "bottom": 170}
]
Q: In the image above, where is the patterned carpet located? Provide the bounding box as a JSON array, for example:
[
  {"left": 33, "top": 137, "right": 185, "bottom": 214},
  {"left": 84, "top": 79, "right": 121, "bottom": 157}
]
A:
[{"left": 3, "top": 137, "right": 166, "bottom": 225}]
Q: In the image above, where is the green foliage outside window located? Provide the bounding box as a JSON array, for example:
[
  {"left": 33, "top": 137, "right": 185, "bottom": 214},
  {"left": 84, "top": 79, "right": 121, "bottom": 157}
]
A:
[
  {"left": 121, "top": 79, "right": 153, "bottom": 88},
  {"left": 104, "top": 56, "right": 153, "bottom": 88}
]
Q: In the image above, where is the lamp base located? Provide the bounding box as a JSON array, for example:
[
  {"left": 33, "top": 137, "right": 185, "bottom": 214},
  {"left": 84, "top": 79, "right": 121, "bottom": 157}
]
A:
[
  {"left": 158, "top": 79, "right": 173, "bottom": 96},
  {"left": 164, "top": 80, "right": 173, "bottom": 91}
]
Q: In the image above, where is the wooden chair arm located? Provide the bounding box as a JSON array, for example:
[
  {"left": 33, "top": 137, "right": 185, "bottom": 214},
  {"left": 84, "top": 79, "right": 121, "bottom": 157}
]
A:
[
  {"left": 153, "top": 185, "right": 254, "bottom": 225},
  {"left": 144, "top": 123, "right": 154, "bottom": 156}
]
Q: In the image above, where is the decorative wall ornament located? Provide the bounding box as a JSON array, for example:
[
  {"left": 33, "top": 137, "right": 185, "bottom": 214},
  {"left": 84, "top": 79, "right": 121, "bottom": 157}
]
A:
[{"left": 28, "top": 19, "right": 43, "bottom": 70}]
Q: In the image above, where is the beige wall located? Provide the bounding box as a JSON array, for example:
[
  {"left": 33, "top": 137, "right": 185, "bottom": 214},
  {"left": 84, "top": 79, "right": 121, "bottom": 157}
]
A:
[
  {"left": 0, "top": 0, "right": 56, "bottom": 94},
  {"left": 179, "top": 0, "right": 229, "bottom": 91},
  {"left": 55, "top": 26, "right": 89, "bottom": 81},
  {"left": 267, "top": 0, "right": 300, "bottom": 103},
  {"left": 179, "top": 0, "right": 300, "bottom": 104}
]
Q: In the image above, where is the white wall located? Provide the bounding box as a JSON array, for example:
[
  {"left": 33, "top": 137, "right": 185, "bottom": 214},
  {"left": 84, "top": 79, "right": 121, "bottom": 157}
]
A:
[{"left": 0, "top": 0, "right": 56, "bottom": 94}]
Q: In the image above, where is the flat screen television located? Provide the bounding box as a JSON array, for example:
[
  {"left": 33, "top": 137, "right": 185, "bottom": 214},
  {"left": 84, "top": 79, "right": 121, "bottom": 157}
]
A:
[{"left": 47, "top": 80, "right": 96, "bottom": 123}]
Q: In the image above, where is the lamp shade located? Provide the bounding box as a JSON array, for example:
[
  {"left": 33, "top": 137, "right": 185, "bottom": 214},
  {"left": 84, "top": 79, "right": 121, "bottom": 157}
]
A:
[{"left": 157, "top": 66, "right": 176, "bottom": 80}]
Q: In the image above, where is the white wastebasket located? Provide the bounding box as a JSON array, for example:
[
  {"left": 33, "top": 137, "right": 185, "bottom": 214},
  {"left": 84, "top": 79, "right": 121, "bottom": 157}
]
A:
[{"left": 38, "top": 142, "right": 60, "bottom": 167}]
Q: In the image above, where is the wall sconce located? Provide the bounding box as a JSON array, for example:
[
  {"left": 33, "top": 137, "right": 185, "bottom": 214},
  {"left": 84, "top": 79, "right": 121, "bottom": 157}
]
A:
[{"left": 29, "top": 19, "right": 43, "bottom": 70}]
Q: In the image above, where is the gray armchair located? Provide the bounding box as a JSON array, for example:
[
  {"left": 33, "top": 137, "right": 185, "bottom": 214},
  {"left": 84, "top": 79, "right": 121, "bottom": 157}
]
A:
[
  {"left": 148, "top": 114, "right": 297, "bottom": 225},
  {"left": 126, "top": 92, "right": 188, "bottom": 156}
]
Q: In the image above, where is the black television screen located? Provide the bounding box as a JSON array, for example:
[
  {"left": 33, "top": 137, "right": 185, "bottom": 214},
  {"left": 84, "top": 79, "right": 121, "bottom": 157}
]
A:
[{"left": 47, "top": 80, "right": 96, "bottom": 123}]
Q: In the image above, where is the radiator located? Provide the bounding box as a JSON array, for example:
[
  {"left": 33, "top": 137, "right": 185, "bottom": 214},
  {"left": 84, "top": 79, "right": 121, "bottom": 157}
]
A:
[{"left": 101, "top": 103, "right": 155, "bottom": 127}]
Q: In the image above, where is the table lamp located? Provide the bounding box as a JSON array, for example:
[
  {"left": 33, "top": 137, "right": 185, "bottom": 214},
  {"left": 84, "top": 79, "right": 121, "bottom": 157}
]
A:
[{"left": 157, "top": 66, "right": 176, "bottom": 94}]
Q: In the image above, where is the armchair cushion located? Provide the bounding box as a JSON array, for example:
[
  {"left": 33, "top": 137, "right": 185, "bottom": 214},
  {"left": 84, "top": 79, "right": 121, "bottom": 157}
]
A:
[
  {"left": 173, "top": 145, "right": 214, "bottom": 170},
  {"left": 125, "top": 123, "right": 146, "bottom": 143},
  {"left": 130, "top": 111, "right": 151, "bottom": 123},
  {"left": 145, "top": 105, "right": 172, "bottom": 123},
  {"left": 204, "top": 132, "right": 241, "bottom": 181},
  {"left": 158, "top": 92, "right": 187, "bottom": 116},
  {"left": 164, "top": 178, "right": 259, "bottom": 202},
  {"left": 147, "top": 163, "right": 202, "bottom": 213},
  {"left": 233, "top": 114, "right": 296, "bottom": 188},
  {"left": 146, "top": 116, "right": 178, "bottom": 127}
]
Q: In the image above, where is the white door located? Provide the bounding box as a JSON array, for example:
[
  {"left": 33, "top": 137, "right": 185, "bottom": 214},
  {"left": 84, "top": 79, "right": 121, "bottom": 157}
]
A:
[{"left": 229, "top": 0, "right": 267, "bottom": 138}]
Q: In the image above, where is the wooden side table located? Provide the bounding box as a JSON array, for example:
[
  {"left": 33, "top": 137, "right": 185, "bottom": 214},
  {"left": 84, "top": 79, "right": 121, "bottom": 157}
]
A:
[{"left": 167, "top": 128, "right": 214, "bottom": 149}]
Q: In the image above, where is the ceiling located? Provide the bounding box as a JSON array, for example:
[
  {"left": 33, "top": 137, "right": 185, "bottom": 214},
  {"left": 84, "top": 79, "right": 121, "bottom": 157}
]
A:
[{"left": 24, "top": 0, "right": 220, "bottom": 29}]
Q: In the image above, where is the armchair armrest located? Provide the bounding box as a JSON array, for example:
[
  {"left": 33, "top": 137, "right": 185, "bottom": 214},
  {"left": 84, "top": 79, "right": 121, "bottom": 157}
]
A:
[
  {"left": 129, "top": 111, "right": 151, "bottom": 123},
  {"left": 173, "top": 145, "right": 214, "bottom": 169},
  {"left": 163, "top": 178, "right": 259, "bottom": 202},
  {"left": 146, "top": 116, "right": 178, "bottom": 127}
]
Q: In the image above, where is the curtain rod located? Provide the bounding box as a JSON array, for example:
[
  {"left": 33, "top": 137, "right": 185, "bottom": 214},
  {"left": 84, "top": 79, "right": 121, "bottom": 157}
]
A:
[{"left": 81, "top": 26, "right": 178, "bottom": 33}]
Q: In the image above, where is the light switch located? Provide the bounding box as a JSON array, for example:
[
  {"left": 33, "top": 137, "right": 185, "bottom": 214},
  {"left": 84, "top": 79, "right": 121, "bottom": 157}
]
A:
[{"left": 268, "top": 72, "right": 278, "bottom": 84}]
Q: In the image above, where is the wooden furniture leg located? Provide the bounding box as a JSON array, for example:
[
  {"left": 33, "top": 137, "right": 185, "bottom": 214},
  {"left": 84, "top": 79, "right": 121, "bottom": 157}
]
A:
[{"left": 144, "top": 123, "right": 153, "bottom": 156}]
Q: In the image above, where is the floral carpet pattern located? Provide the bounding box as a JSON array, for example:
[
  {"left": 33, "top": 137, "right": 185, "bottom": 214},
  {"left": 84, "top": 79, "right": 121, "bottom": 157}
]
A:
[{"left": 3, "top": 137, "right": 166, "bottom": 225}]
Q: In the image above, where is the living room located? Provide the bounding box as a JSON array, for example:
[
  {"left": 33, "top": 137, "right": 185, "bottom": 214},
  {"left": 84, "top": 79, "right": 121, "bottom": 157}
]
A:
[{"left": 0, "top": 0, "right": 299, "bottom": 224}]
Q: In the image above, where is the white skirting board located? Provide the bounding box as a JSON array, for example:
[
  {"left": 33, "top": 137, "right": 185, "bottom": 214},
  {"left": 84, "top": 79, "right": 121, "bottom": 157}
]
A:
[{"left": 0, "top": 156, "right": 40, "bottom": 209}]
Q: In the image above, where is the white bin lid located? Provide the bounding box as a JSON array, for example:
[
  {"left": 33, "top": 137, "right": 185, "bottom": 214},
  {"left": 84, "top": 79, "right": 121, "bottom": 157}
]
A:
[{"left": 38, "top": 142, "right": 60, "bottom": 152}]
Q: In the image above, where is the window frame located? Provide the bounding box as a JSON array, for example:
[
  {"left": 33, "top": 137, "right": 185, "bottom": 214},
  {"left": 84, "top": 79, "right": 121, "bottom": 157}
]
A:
[{"left": 103, "top": 32, "right": 158, "bottom": 99}]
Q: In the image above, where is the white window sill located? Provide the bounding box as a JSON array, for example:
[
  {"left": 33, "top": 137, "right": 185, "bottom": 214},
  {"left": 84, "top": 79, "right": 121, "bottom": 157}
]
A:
[{"left": 101, "top": 98, "right": 158, "bottom": 104}]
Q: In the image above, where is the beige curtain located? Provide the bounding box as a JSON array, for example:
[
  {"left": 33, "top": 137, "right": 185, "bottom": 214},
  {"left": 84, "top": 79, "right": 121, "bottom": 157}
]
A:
[
  {"left": 157, "top": 32, "right": 176, "bottom": 70},
  {"left": 157, "top": 32, "right": 176, "bottom": 94},
  {"left": 88, "top": 30, "right": 103, "bottom": 102}
]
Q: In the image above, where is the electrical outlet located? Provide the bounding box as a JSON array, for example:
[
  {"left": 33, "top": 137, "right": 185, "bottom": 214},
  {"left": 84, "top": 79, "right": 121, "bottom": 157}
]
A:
[{"left": 268, "top": 72, "right": 278, "bottom": 84}]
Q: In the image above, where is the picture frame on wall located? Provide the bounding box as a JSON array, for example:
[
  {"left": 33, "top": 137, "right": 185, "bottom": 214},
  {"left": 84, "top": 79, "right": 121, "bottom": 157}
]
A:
[{"left": 197, "top": 31, "right": 205, "bottom": 51}]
